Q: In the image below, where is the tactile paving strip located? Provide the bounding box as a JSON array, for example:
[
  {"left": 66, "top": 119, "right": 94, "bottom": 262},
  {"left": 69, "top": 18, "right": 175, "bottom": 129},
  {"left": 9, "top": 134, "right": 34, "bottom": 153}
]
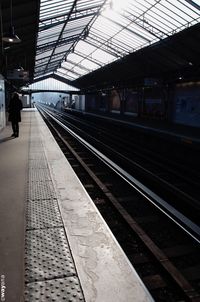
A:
[
  {"left": 25, "top": 228, "right": 76, "bottom": 283},
  {"left": 26, "top": 199, "right": 63, "bottom": 230},
  {"left": 27, "top": 180, "right": 56, "bottom": 200},
  {"left": 24, "top": 276, "right": 84, "bottom": 302},
  {"left": 29, "top": 141, "right": 44, "bottom": 151},
  {"left": 29, "top": 168, "right": 52, "bottom": 182},
  {"left": 30, "top": 132, "right": 42, "bottom": 136},
  {"left": 29, "top": 159, "right": 49, "bottom": 169},
  {"left": 30, "top": 140, "right": 43, "bottom": 145},
  {"left": 29, "top": 146, "right": 44, "bottom": 151},
  {"left": 29, "top": 153, "right": 46, "bottom": 160},
  {"left": 29, "top": 142, "right": 43, "bottom": 148},
  {"left": 24, "top": 118, "right": 85, "bottom": 301}
]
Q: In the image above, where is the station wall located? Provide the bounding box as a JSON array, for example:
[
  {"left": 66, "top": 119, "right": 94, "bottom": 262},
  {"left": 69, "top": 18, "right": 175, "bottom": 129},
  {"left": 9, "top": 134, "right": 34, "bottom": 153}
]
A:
[
  {"left": 172, "top": 83, "right": 200, "bottom": 127},
  {"left": 123, "top": 89, "right": 139, "bottom": 117},
  {"left": 40, "top": 82, "right": 200, "bottom": 128},
  {"left": 84, "top": 87, "right": 166, "bottom": 119}
]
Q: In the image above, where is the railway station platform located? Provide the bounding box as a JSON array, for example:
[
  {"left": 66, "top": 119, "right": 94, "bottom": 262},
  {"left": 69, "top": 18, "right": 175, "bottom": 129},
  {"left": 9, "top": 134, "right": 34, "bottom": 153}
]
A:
[{"left": 0, "top": 108, "right": 153, "bottom": 302}]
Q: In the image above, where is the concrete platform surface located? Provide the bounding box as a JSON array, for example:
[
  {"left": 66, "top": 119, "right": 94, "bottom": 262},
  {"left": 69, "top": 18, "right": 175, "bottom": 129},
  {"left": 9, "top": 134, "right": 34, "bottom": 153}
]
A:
[{"left": 0, "top": 110, "right": 30, "bottom": 302}]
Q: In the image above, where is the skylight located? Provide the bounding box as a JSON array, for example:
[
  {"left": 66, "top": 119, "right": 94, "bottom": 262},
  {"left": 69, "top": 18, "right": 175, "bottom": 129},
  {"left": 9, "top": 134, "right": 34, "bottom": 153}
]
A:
[{"left": 34, "top": 0, "right": 200, "bottom": 81}]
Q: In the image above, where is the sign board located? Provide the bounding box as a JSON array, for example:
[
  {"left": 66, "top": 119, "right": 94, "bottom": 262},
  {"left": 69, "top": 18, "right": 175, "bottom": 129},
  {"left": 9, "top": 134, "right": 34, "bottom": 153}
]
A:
[{"left": 7, "top": 69, "right": 29, "bottom": 81}]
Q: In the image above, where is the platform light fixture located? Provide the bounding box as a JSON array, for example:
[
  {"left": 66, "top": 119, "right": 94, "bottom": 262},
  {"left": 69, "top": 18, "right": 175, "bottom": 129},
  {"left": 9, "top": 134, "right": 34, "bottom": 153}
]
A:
[{"left": 2, "top": 0, "right": 21, "bottom": 43}]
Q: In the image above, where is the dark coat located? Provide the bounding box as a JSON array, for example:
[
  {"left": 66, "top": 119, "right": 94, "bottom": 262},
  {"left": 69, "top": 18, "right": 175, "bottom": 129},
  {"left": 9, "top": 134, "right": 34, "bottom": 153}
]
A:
[{"left": 8, "top": 95, "right": 23, "bottom": 122}]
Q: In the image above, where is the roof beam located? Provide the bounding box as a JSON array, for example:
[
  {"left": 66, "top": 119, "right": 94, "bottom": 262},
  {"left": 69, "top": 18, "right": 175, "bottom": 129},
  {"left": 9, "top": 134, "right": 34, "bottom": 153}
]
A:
[
  {"left": 43, "top": 0, "right": 107, "bottom": 75},
  {"left": 102, "top": 15, "right": 151, "bottom": 43},
  {"left": 82, "top": 38, "right": 120, "bottom": 58},
  {"left": 39, "top": 12, "right": 96, "bottom": 32},
  {"left": 74, "top": 50, "right": 102, "bottom": 67},
  {"left": 182, "top": 0, "right": 200, "bottom": 11},
  {"left": 53, "top": 73, "right": 77, "bottom": 85},
  {"left": 87, "top": 31, "right": 129, "bottom": 56},
  {"left": 40, "top": 3, "right": 103, "bottom": 23},
  {"left": 63, "top": 59, "right": 91, "bottom": 72},
  {"left": 44, "top": 0, "right": 78, "bottom": 73},
  {"left": 37, "top": 35, "right": 78, "bottom": 53},
  {"left": 119, "top": 10, "right": 166, "bottom": 40},
  {"left": 59, "top": 66, "right": 81, "bottom": 77}
]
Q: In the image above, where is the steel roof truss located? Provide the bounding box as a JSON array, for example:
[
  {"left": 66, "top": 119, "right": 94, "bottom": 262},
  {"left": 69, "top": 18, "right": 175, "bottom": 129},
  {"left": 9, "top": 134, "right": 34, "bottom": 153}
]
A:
[
  {"left": 44, "top": 0, "right": 78, "bottom": 72},
  {"left": 40, "top": 3, "right": 105, "bottom": 27},
  {"left": 59, "top": 66, "right": 81, "bottom": 77},
  {"left": 84, "top": 38, "right": 121, "bottom": 59},
  {"left": 90, "top": 29, "right": 134, "bottom": 54},
  {"left": 56, "top": 71, "right": 76, "bottom": 80},
  {"left": 39, "top": 12, "right": 95, "bottom": 32},
  {"left": 74, "top": 50, "right": 103, "bottom": 67},
  {"left": 181, "top": 0, "right": 200, "bottom": 12},
  {"left": 44, "top": 0, "right": 106, "bottom": 73},
  {"left": 64, "top": 59, "right": 91, "bottom": 72},
  {"left": 37, "top": 34, "right": 80, "bottom": 53},
  {"left": 120, "top": 9, "right": 167, "bottom": 40}
]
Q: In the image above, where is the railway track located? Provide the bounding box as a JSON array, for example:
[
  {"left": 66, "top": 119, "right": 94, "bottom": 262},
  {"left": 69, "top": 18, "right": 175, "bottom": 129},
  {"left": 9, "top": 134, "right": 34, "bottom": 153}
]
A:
[
  {"left": 39, "top": 105, "right": 200, "bottom": 224},
  {"left": 37, "top": 105, "right": 200, "bottom": 301}
]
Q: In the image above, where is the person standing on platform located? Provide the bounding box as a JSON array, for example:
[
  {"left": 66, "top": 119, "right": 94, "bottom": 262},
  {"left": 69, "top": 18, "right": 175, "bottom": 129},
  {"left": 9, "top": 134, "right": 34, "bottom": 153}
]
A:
[{"left": 8, "top": 92, "right": 23, "bottom": 137}]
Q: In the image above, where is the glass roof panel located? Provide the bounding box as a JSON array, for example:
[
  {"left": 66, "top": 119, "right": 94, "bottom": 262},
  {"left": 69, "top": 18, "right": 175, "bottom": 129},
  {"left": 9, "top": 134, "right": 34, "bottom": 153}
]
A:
[
  {"left": 57, "top": 68, "right": 80, "bottom": 79},
  {"left": 95, "top": 15, "right": 122, "bottom": 35},
  {"left": 79, "top": 59, "right": 100, "bottom": 70},
  {"left": 61, "top": 61, "right": 77, "bottom": 70},
  {"left": 54, "top": 44, "right": 73, "bottom": 55},
  {"left": 55, "top": 71, "right": 76, "bottom": 81},
  {"left": 36, "top": 50, "right": 53, "bottom": 61},
  {"left": 73, "top": 66, "right": 88, "bottom": 75},
  {"left": 39, "top": 24, "right": 63, "bottom": 36},
  {"left": 35, "top": 61, "right": 47, "bottom": 69},
  {"left": 59, "top": 66, "right": 81, "bottom": 76},
  {"left": 62, "top": 28, "right": 84, "bottom": 39},
  {"left": 40, "top": 0, "right": 74, "bottom": 19},
  {"left": 150, "top": 5, "right": 185, "bottom": 27},
  {"left": 67, "top": 53, "right": 83, "bottom": 64},
  {"left": 163, "top": 2, "right": 194, "bottom": 20},
  {"left": 90, "top": 48, "right": 116, "bottom": 63},
  {"left": 34, "top": 72, "right": 52, "bottom": 79},
  {"left": 75, "top": 40, "right": 97, "bottom": 54},
  {"left": 34, "top": 0, "right": 200, "bottom": 81}
]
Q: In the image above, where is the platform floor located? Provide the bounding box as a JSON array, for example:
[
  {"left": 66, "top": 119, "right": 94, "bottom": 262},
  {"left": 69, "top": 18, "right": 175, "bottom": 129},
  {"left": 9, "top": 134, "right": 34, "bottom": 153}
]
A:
[{"left": 0, "top": 109, "right": 153, "bottom": 302}]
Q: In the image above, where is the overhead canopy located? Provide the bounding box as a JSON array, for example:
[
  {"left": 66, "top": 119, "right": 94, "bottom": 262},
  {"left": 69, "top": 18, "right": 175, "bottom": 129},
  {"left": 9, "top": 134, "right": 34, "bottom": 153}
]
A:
[
  {"left": 35, "top": 0, "right": 107, "bottom": 79},
  {"left": 35, "top": 0, "right": 200, "bottom": 82},
  {"left": 0, "top": 0, "right": 200, "bottom": 89},
  {"left": 73, "top": 22, "right": 200, "bottom": 91}
]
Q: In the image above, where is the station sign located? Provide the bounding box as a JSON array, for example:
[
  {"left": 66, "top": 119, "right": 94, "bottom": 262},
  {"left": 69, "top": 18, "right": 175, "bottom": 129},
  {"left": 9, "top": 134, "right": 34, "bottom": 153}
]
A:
[{"left": 7, "top": 69, "right": 29, "bottom": 81}]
